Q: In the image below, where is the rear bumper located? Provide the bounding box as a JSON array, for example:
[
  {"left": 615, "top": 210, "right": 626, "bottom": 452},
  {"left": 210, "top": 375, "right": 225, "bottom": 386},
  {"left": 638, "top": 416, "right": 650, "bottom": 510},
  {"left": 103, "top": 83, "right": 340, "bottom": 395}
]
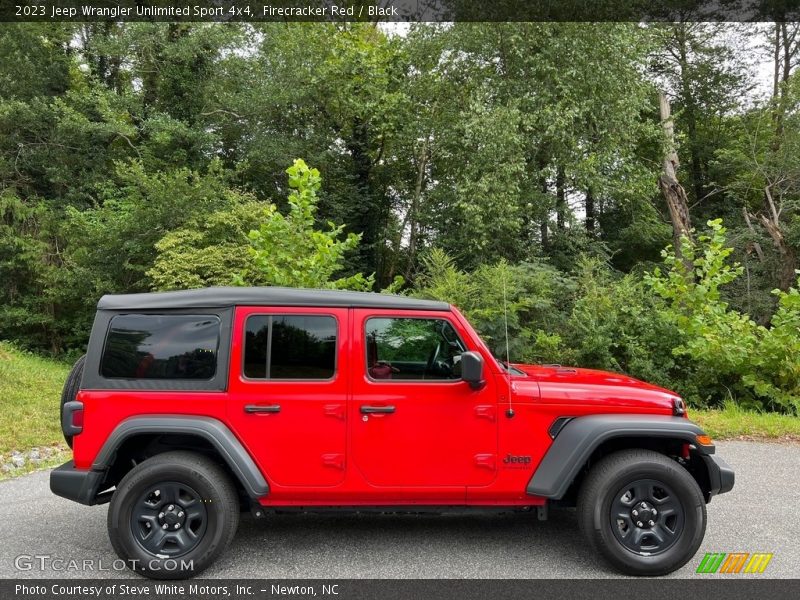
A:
[
  {"left": 49, "top": 460, "right": 106, "bottom": 506},
  {"left": 702, "top": 454, "right": 735, "bottom": 498}
]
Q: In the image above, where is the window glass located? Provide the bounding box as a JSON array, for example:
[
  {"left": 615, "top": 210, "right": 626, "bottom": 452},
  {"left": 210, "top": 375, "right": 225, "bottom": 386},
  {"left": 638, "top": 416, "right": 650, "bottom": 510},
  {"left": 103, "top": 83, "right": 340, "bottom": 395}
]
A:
[
  {"left": 101, "top": 315, "right": 219, "bottom": 380},
  {"left": 244, "top": 315, "right": 337, "bottom": 380},
  {"left": 365, "top": 317, "right": 466, "bottom": 381}
]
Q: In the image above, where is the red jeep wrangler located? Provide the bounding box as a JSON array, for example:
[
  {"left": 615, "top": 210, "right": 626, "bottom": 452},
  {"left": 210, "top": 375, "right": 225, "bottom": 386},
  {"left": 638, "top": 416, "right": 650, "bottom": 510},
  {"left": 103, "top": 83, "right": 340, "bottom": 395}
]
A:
[{"left": 51, "top": 287, "right": 733, "bottom": 578}]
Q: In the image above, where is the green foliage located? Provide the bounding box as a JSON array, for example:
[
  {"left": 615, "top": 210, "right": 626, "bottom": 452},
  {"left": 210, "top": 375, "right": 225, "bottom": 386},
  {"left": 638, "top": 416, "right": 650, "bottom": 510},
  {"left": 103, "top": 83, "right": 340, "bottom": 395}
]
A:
[
  {"left": 0, "top": 22, "right": 797, "bottom": 415},
  {"left": 419, "top": 222, "right": 799, "bottom": 413},
  {"left": 0, "top": 194, "right": 62, "bottom": 352},
  {"left": 646, "top": 220, "right": 799, "bottom": 412},
  {"left": 415, "top": 248, "right": 575, "bottom": 361},
  {"left": 150, "top": 159, "right": 386, "bottom": 292},
  {"left": 148, "top": 198, "right": 266, "bottom": 291},
  {"left": 67, "top": 160, "right": 235, "bottom": 295},
  {"left": 235, "top": 159, "right": 375, "bottom": 291},
  {"left": 563, "top": 259, "right": 680, "bottom": 389},
  {"left": 743, "top": 286, "right": 800, "bottom": 411}
]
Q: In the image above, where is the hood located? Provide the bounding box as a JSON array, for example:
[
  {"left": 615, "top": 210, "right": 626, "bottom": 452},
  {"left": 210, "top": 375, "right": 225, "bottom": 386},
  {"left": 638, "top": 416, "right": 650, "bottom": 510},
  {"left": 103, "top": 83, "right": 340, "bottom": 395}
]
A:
[{"left": 511, "top": 363, "right": 680, "bottom": 413}]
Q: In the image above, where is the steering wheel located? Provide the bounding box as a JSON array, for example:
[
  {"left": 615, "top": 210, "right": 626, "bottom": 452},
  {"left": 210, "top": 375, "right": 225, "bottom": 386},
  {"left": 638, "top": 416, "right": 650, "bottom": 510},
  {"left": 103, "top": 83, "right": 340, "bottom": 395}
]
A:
[{"left": 426, "top": 342, "right": 453, "bottom": 377}]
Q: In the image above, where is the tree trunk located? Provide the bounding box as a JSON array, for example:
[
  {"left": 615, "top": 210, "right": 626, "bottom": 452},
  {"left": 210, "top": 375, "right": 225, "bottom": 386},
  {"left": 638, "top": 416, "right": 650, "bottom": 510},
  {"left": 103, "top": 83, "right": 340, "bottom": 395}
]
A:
[
  {"left": 585, "top": 187, "right": 595, "bottom": 234},
  {"left": 555, "top": 166, "right": 566, "bottom": 230},
  {"left": 742, "top": 208, "right": 765, "bottom": 262},
  {"left": 403, "top": 140, "right": 429, "bottom": 282},
  {"left": 676, "top": 24, "right": 705, "bottom": 204},
  {"left": 537, "top": 168, "right": 549, "bottom": 251},
  {"left": 658, "top": 93, "right": 693, "bottom": 262},
  {"left": 761, "top": 186, "right": 797, "bottom": 290}
]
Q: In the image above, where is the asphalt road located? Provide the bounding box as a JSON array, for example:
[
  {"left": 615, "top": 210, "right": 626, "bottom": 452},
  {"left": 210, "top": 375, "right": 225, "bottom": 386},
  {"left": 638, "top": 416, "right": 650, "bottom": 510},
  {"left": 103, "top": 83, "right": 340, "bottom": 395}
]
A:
[{"left": 1, "top": 441, "right": 797, "bottom": 579}]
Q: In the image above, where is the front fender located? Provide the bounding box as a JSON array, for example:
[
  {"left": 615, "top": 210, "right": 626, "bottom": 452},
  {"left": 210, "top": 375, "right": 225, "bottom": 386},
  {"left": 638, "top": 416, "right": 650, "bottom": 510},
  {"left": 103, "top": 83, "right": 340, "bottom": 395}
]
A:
[{"left": 527, "top": 414, "right": 713, "bottom": 499}]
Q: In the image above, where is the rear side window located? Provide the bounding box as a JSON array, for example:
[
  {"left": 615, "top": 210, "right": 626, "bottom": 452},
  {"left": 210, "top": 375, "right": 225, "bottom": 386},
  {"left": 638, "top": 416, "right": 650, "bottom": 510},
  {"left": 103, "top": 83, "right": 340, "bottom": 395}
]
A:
[
  {"left": 101, "top": 314, "right": 220, "bottom": 380},
  {"left": 244, "top": 315, "right": 336, "bottom": 380}
]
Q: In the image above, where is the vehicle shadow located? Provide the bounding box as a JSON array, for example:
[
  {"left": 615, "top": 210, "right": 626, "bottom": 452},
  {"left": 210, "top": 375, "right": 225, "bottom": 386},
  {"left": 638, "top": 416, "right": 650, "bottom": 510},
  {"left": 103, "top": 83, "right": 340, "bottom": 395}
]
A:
[{"left": 211, "top": 507, "right": 610, "bottom": 578}]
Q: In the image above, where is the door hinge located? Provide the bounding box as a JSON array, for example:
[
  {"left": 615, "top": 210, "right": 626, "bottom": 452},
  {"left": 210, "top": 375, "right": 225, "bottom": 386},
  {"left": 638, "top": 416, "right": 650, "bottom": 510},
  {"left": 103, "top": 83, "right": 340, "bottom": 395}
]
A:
[
  {"left": 323, "top": 404, "right": 345, "bottom": 420},
  {"left": 474, "top": 404, "right": 496, "bottom": 421},
  {"left": 321, "top": 453, "right": 345, "bottom": 469},
  {"left": 474, "top": 453, "right": 496, "bottom": 470}
]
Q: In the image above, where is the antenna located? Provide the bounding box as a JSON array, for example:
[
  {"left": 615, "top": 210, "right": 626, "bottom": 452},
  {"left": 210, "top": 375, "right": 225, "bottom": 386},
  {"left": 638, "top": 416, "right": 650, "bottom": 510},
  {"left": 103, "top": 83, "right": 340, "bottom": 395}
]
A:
[{"left": 502, "top": 266, "right": 514, "bottom": 418}]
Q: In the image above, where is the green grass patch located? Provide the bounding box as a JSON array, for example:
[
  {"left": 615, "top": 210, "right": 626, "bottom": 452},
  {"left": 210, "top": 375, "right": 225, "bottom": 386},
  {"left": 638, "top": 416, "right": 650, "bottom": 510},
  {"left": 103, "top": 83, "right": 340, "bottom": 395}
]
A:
[
  {"left": 0, "top": 341, "right": 70, "bottom": 455},
  {"left": 692, "top": 402, "right": 800, "bottom": 441}
]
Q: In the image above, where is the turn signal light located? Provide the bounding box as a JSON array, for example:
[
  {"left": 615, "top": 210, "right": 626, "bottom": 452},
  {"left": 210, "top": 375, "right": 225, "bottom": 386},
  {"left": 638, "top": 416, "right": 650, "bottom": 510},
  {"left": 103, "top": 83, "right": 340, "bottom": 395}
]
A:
[{"left": 695, "top": 434, "right": 713, "bottom": 446}]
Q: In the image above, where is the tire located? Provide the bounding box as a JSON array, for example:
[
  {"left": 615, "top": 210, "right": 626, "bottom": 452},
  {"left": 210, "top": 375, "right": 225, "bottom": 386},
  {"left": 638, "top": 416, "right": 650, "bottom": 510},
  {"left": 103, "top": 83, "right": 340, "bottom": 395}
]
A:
[
  {"left": 107, "top": 451, "right": 239, "bottom": 579},
  {"left": 59, "top": 354, "right": 86, "bottom": 448},
  {"left": 577, "top": 449, "right": 706, "bottom": 576}
]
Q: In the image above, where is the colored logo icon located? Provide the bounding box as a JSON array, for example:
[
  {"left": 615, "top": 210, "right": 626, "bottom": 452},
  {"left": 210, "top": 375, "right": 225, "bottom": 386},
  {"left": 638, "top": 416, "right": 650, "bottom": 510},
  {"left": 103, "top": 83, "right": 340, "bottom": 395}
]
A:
[{"left": 696, "top": 552, "right": 773, "bottom": 574}]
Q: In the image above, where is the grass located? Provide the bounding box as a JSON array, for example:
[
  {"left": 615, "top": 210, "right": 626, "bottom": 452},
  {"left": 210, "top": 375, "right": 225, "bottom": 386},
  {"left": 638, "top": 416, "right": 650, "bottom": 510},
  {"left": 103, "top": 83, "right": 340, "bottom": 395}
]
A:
[
  {"left": 0, "top": 342, "right": 70, "bottom": 478},
  {"left": 692, "top": 402, "right": 800, "bottom": 442}
]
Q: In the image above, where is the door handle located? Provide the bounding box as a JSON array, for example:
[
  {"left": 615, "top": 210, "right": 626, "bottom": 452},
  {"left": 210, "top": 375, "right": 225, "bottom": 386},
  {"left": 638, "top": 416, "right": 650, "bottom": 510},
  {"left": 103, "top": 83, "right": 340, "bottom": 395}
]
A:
[
  {"left": 244, "top": 404, "right": 281, "bottom": 414},
  {"left": 360, "top": 405, "right": 396, "bottom": 414}
]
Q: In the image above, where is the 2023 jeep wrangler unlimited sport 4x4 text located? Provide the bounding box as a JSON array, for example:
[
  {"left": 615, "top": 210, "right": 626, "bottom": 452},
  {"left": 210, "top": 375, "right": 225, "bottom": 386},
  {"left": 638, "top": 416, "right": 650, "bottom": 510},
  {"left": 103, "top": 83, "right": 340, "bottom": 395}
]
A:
[{"left": 51, "top": 286, "right": 734, "bottom": 578}]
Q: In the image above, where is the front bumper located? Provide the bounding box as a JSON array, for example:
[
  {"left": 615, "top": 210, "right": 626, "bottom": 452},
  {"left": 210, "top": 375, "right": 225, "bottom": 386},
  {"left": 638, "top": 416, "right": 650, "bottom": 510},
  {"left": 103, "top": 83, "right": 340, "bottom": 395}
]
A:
[
  {"left": 702, "top": 454, "right": 735, "bottom": 498},
  {"left": 50, "top": 460, "right": 107, "bottom": 505}
]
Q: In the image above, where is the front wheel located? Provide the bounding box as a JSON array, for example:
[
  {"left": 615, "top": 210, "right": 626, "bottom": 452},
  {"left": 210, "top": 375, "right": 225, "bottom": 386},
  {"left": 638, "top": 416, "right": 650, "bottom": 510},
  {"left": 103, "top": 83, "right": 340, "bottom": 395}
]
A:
[
  {"left": 107, "top": 451, "right": 239, "bottom": 579},
  {"left": 577, "top": 449, "right": 706, "bottom": 576}
]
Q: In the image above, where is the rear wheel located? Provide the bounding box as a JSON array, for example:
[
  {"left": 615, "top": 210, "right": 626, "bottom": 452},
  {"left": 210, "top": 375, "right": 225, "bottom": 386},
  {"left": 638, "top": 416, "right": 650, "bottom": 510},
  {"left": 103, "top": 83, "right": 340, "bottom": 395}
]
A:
[
  {"left": 59, "top": 355, "right": 85, "bottom": 448},
  {"left": 577, "top": 449, "right": 706, "bottom": 576},
  {"left": 107, "top": 451, "right": 239, "bottom": 579}
]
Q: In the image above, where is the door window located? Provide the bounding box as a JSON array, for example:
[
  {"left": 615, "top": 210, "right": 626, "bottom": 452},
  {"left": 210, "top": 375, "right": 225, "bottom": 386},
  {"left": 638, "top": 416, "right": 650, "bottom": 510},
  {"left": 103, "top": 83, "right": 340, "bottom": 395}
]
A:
[
  {"left": 243, "top": 315, "right": 336, "bottom": 380},
  {"left": 365, "top": 317, "right": 466, "bottom": 381}
]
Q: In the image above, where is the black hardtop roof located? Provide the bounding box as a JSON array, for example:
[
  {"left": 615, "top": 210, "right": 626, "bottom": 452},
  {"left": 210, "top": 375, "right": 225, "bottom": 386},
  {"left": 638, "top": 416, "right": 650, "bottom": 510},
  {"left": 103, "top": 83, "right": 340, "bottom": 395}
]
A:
[{"left": 97, "top": 286, "right": 451, "bottom": 312}]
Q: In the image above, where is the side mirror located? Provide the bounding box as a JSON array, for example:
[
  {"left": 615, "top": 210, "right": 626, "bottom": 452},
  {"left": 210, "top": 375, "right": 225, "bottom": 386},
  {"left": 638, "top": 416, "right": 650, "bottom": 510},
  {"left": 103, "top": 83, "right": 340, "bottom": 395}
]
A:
[{"left": 460, "top": 351, "right": 485, "bottom": 390}]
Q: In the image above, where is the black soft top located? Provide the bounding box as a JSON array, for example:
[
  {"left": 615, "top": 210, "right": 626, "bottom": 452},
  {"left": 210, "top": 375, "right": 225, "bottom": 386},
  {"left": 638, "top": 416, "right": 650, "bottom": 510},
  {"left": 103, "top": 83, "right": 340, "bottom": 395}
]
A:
[{"left": 97, "top": 286, "right": 451, "bottom": 312}]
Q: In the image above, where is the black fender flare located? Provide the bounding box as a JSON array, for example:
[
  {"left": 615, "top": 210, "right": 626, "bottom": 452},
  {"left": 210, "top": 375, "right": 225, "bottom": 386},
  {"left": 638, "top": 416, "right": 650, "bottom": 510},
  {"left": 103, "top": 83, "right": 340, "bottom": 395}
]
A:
[
  {"left": 527, "top": 415, "right": 712, "bottom": 499},
  {"left": 93, "top": 415, "right": 269, "bottom": 498}
]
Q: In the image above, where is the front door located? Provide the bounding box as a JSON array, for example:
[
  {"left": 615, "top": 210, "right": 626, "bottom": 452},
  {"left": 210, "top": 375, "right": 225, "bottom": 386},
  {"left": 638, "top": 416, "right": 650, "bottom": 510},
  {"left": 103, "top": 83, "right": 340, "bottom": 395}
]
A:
[
  {"left": 227, "top": 306, "right": 347, "bottom": 487},
  {"left": 350, "top": 310, "right": 499, "bottom": 492}
]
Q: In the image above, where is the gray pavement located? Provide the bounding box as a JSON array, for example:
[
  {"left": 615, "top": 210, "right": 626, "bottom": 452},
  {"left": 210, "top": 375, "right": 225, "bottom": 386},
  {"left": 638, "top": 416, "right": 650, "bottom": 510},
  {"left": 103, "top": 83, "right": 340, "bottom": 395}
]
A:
[{"left": 0, "top": 441, "right": 797, "bottom": 579}]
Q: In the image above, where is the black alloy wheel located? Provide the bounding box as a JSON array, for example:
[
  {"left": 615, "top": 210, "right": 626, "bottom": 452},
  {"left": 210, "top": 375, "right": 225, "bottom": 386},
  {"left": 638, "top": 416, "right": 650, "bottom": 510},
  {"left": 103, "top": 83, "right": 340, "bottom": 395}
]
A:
[
  {"left": 108, "top": 451, "right": 239, "bottom": 579},
  {"left": 577, "top": 449, "right": 706, "bottom": 576},
  {"left": 130, "top": 481, "right": 209, "bottom": 557},
  {"left": 609, "top": 478, "right": 685, "bottom": 556}
]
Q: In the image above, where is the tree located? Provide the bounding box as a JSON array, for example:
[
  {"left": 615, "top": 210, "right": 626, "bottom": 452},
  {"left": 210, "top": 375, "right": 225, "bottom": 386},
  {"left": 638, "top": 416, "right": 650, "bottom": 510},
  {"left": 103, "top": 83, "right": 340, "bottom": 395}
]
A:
[
  {"left": 149, "top": 159, "right": 376, "bottom": 292},
  {"left": 650, "top": 23, "right": 751, "bottom": 211},
  {"left": 403, "top": 23, "right": 660, "bottom": 271},
  {"left": 238, "top": 159, "right": 375, "bottom": 290}
]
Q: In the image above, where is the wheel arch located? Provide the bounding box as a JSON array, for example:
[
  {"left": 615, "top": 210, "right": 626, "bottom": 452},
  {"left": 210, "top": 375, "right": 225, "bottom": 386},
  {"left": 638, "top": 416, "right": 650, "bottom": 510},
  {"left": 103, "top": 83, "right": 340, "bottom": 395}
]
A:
[
  {"left": 527, "top": 415, "right": 714, "bottom": 501},
  {"left": 93, "top": 416, "right": 269, "bottom": 503}
]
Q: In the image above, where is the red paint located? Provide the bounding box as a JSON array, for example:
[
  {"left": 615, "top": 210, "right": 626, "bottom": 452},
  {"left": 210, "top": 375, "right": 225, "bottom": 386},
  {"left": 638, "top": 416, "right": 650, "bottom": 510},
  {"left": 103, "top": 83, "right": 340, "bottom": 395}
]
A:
[{"left": 72, "top": 303, "right": 681, "bottom": 506}]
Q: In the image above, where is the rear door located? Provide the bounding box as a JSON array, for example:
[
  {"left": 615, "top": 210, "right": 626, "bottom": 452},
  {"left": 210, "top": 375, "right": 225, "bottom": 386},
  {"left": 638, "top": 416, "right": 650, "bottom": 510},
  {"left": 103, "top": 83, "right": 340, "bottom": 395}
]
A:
[{"left": 227, "top": 306, "right": 348, "bottom": 487}]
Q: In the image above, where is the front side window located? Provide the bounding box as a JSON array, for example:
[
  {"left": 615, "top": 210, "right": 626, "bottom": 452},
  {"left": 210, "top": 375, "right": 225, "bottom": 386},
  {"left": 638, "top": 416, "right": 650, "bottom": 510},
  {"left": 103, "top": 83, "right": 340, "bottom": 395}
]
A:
[
  {"left": 244, "top": 315, "right": 337, "bottom": 380},
  {"left": 365, "top": 317, "right": 466, "bottom": 381},
  {"left": 101, "top": 314, "right": 220, "bottom": 380}
]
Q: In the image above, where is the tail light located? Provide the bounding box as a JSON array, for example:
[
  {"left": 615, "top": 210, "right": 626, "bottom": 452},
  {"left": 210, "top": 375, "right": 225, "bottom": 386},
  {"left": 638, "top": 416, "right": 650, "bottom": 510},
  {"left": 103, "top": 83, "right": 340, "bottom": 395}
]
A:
[
  {"left": 71, "top": 407, "right": 84, "bottom": 429},
  {"left": 62, "top": 400, "right": 84, "bottom": 437}
]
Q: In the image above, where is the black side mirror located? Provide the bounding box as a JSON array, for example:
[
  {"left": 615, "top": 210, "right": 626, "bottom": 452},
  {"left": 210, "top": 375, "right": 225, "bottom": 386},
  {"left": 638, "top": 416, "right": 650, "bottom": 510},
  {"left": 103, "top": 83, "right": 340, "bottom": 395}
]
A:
[{"left": 460, "top": 351, "right": 485, "bottom": 390}]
